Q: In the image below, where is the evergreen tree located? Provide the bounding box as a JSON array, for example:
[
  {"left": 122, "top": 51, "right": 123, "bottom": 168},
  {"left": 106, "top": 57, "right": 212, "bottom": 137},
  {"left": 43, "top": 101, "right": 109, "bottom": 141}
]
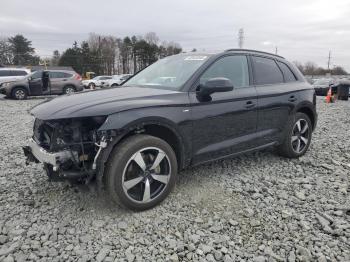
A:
[
  {"left": 8, "top": 34, "right": 40, "bottom": 65},
  {"left": 51, "top": 50, "right": 61, "bottom": 66}
]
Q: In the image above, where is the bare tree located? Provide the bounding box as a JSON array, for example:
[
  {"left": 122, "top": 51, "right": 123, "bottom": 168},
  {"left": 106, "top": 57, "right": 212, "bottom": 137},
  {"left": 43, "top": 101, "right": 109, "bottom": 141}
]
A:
[
  {"left": 0, "top": 37, "right": 13, "bottom": 65},
  {"left": 303, "top": 61, "right": 318, "bottom": 75},
  {"left": 88, "top": 33, "right": 118, "bottom": 75},
  {"left": 293, "top": 61, "right": 304, "bottom": 73},
  {"left": 144, "top": 32, "right": 159, "bottom": 45}
]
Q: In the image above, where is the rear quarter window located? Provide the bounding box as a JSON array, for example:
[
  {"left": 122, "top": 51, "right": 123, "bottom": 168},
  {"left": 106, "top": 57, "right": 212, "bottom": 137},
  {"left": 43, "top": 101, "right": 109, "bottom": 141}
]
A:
[
  {"left": 11, "top": 70, "right": 28, "bottom": 76},
  {"left": 49, "top": 72, "right": 73, "bottom": 78},
  {"left": 252, "top": 56, "right": 284, "bottom": 85},
  {"left": 0, "top": 70, "right": 12, "bottom": 77},
  {"left": 277, "top": 61, "right": 297, "bottom": 82}
]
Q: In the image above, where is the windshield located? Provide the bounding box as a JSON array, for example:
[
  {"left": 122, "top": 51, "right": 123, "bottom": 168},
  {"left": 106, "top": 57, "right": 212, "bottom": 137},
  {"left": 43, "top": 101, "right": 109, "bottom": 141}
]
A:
[
  {"left": 124, "top": 54, "right": 210, "bottom": 90},
  {"left": 314, "top": 79, "right": 332, "bottom": 85}
]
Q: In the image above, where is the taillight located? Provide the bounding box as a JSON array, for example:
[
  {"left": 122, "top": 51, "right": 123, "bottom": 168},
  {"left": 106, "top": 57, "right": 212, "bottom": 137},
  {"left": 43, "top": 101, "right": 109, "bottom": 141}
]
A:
[{"left": 75, "top": 74, "right": 82, "bottom": 80}]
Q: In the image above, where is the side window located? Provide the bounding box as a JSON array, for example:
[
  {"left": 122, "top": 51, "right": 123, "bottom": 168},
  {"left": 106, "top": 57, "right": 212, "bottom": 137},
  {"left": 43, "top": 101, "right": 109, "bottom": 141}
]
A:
[
  {"left": 11, "top": 70, "right": 27, "bottom": 76},
  {"left": 277, "top": 61, "right": 297, "bottom": 82},
  {"left": 0, "top": 70, "right": 11, "bottom": 77},
  {"left": 200, "top": 55, "right": 249, "bottom": 88},
  {"left": 61, "top": 72, "right": 72, "bottom": 78},
  {"left": 252, "top": 56, "right": 284, "bottom": 85},
  {"left": 31, "top": 71, "right": 42, "bottom": 79},
  {"left": 50, "top": 72, "right": 71, "bottom": 78},
  {"left": 100, "top": 76, "right": 112, "bottom": 80},
  {"left": 49, "top": 72, "right": 57, "bottom": 78}
]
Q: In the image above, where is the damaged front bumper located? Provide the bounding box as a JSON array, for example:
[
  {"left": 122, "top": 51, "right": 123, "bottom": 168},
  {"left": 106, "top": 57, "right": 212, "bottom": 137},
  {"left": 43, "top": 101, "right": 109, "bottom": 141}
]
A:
[{"left": 23, "top": 138, "right": 76, "bottom": 171}]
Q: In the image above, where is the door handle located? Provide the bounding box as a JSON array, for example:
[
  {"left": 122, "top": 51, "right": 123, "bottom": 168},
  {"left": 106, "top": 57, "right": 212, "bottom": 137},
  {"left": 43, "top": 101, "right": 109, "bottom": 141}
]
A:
[
  {"left": 245, "top": 100, "right": 255, "bottom": 108},
  {"left": 288, "top": 96, "right": 297, "bottom": 102}
]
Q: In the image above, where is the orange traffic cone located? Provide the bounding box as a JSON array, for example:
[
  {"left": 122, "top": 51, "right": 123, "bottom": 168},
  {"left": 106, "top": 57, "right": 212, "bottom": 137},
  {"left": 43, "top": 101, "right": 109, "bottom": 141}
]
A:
[{"left": 325, "top": 87, "right": 333, "bottom": 103}]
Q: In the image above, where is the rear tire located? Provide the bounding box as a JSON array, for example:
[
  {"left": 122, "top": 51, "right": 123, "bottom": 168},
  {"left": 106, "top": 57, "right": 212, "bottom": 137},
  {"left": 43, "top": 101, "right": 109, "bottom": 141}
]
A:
[
  {"left": 277, "top": 112, "right": 312, "bottom": 158},
  {"left": 12, "top": 87, "right": 28, "bottom": 100},
  {"left": 111, "top": 84, "right": 119, "bottom": 87},
  {"left": 63, "top": 85, "right": 76, "bottom": 94},
  {"left": 105, "top": 135, "right": 177, "bottom": 211}
]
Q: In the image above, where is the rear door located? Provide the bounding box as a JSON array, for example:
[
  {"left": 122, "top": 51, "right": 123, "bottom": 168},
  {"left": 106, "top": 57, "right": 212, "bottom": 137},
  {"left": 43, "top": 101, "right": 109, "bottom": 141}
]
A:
[
  {"left": 48, "top": 71, "right": 61, "bottom": 94},
  {"left": 251, "top": 56, "right": 299, "bottom": 144},
  {"left": 190, "top": 55, "right": 258, "bottom": 164}
]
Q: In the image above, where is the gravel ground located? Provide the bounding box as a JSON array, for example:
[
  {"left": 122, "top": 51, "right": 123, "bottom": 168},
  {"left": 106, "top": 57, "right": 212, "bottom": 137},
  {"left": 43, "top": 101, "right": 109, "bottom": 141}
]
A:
[{"left": 0, "top": 95, "right": 349, "bottom": 262}]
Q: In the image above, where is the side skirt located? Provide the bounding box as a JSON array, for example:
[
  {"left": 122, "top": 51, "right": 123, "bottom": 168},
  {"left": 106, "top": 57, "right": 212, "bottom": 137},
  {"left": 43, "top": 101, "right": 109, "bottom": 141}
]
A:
[{"left": 191, "top": 141, "right": 278, "bottom": 167}]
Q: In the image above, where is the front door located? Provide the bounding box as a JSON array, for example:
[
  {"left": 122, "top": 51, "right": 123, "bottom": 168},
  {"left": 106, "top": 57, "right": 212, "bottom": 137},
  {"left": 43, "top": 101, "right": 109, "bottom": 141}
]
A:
[
  {"left": 28, "top": 71, "right": 44, "bottom": 96},
  {"left": 189, "top": 55, "right": 258, "bottom": 164}
]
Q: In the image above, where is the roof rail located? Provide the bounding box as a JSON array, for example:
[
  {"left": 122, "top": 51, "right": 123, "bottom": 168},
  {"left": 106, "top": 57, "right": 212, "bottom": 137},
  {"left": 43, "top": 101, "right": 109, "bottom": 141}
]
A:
[{"left": 225, "top": 49, "right": 284, "bottom": 59}]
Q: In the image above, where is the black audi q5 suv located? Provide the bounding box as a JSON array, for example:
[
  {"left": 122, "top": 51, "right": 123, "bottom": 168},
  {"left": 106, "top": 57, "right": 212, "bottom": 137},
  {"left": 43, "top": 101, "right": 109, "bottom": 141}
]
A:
[{"left": 24, "top": 49, "right": 317, "bottom": 210}]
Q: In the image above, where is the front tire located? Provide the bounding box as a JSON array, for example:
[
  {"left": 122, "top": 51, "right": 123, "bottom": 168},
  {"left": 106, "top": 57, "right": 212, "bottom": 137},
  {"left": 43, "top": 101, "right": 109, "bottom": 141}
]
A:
[
  {"left": 12, "top": 87, "right": 28, "bottom": 100},
  {"left": 88, "top": 83, "right": 95, "bottom": 89},
  {"left": 277, "top": 112, "right": 312, "bottom": 158},
  {"left": 105, "top": 135, "right": 177, "bottom": 211},
  {"left": 111, "top": 84, "right": 119, "bottom": 87}
]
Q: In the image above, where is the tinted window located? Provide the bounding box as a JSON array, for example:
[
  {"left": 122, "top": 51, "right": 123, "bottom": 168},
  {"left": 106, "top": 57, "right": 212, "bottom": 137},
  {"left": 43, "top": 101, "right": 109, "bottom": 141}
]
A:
[
  {"left": 277, "top": 62, "right": 296, "bottom": 82},
  {"left": 31, "top": 71, "right": 42, "bottom": 79},
  {"left": 200, "top": 55, "right": 249, "bottom": 88},
  {"left": 49, "top": 72, "right": 72, "bottom": 78},
  {"left": 252, "top": 56, "right": 283, "bottom": 85},
  {"left": 100, "top": 76, "right": 112, "bottom": 80},
  {"left": 0, "top": 70, "right": 11, "bottom": 77},
  {"left": 11, "top": 70, "right": 28, "bottom": 76},
  {"left": 62, "top": 72, "right": 73, "bottom": 78}
]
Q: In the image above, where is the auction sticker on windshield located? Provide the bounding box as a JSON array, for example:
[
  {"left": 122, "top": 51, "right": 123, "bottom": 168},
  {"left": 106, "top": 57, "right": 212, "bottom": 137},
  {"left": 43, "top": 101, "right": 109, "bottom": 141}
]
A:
[{"left": 184, "top": 56, "right": 207, "bottom": 61}]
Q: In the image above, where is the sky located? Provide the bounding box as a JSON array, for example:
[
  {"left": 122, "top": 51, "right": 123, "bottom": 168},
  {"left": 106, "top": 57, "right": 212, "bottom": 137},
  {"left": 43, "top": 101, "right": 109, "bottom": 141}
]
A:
[{"left": 1, "top": 0, "right": 350, "bottom": 71}]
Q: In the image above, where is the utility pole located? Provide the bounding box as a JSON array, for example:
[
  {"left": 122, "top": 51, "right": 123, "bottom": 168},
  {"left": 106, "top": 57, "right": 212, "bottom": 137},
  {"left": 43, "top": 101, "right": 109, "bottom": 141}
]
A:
[
  {"left": 327, "top": 50, "right": 331, "bottom": 71},
  {"left": 275, "top": 46, "right": 278, "bottom": 55},
  {"left": 238, "top": 28, "right": 244, "bottom": 49}
]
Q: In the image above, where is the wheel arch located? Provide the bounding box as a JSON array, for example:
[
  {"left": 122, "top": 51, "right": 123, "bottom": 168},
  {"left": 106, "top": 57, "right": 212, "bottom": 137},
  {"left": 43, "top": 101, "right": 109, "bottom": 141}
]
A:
[
  {"left": 63, "top": 84, "right": 76, "bottom": 91},
  {"left": 96, "top": 115, "right": 190, "bottom": 185},
  {"left": 11, "top": 85, "right": 30, "bottom": 96},
  {"left": 120, "top": 121, "right": 185, "bottom": 169},
  {"left": 295, "top": 104, "right": 317, "bottom": 130}
]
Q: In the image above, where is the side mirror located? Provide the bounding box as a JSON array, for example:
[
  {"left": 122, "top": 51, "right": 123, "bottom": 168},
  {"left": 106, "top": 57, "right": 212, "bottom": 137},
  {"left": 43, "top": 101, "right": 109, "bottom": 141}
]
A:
[{"left": 199, "top": 77, "right": 234, "bottom": 96}]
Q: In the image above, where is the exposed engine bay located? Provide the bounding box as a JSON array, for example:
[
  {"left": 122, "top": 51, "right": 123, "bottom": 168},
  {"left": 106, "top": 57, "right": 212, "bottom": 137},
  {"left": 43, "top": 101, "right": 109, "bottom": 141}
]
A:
[{"left": 24, "top": 116, "right": 109, "bottom": 181}]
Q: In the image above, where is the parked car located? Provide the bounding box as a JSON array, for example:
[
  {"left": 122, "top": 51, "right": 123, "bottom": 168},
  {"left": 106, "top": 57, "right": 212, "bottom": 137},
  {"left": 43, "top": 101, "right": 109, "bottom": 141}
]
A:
[
  {"left": 312, "top": 78, "right": 335, "bottom": 96},
  {"left": 0, "top": 70, "right": 83, "bottom": 100},
  {"left": 102, "top": 74, "right": 133, "bottom": 88},
  {"left": 82, "top": 76, "right": 112, "bottom": 89},
  {"left": 23, "top": 49, "right": 317, "bottom": 210},
  {"left": 0, "top": 68, "right": 31, "bottom": 85}
]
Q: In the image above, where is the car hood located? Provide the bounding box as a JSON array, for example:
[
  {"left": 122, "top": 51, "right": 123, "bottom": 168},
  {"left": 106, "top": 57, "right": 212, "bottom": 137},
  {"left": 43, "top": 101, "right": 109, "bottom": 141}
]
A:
[{"left": 31, "top": 86, "right": 183, "bottom": 120}]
